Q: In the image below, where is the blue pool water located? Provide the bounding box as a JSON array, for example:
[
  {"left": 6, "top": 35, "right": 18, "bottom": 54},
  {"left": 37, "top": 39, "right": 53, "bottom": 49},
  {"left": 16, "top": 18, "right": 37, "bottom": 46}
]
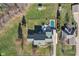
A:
[{"left": 50, "top": 20, "right": 55, "bottom": 28}]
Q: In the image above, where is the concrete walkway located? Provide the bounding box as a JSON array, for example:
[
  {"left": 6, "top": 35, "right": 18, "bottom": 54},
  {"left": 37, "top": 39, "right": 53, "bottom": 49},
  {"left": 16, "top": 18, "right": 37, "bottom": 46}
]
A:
[
  {"left": 76, "top": 38, "right": 79, "bottom": 56},
  {"left": 73, "top": 12, "right": 79, "bottom": 56}
]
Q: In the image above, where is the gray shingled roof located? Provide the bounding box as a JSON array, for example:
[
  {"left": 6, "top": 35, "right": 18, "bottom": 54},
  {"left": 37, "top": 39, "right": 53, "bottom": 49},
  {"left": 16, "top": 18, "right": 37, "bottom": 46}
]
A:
[{"left": 27, "top": 25, "right": 53, "bottom": 40}]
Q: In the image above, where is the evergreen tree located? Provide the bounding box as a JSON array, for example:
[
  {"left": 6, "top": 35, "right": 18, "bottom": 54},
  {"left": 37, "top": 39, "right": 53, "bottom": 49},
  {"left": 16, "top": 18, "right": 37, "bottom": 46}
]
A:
[
  {"left": 18, "top": 23, "right": 24, "bottom": 49},
  {"left": 22, "top": 16, "right": 26, "bottom": 26},
  {"left": 56, "top": 9, "right": 60, "bottom": 19},
  {"left": 56, "top": 4, "right": 61, "bottom": 30},
  {"left": 18, "top": 23, "right": 23, "bottom": 39},
  {"left": 65, "top": 12, "right": 69, "bottom": 23},
  {"left": 38, "top": 3, "right": 42, "bottom": 7},
  {"left": 58, "top": 3, "right": 61, "bottom": 7},
  {"left": 56, "top": 9, "right": 60, "bottom": 30}
]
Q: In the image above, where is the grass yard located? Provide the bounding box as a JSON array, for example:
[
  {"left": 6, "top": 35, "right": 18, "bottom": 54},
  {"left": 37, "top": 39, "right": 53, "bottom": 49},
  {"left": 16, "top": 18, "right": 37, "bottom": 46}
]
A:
[
  {"left": 26, "top": 4, "right": 58, "bottom": 29},
  {"left": 25, "top": 4, "right": 58, "bottom": 55},
  {"left": 0, "top": 4, "right": 58, "bottom": 56},
  {"left": 26, "top": 4, "right": 57, "bottom": 19},
  {"left": 56, "top": 41, "right": 76, "bottom": 56},
  {"left": 0, "top": 16, "right": 20, "bottom": 56},
  {"left": 63, "top": 45, "right": 76, "bottom": 56},
  {"left": 56, "top": 3, "right": 76, "bottom": 56}
]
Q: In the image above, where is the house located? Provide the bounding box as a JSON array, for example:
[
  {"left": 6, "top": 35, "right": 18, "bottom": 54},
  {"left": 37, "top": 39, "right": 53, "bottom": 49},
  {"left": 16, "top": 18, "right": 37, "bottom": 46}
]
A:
[
  {"left": 27, "top": 19, "right": 57, "bottom": 46},
  {"left": 72, "top": 3, "right": 79, "bottom": 36},
  {"left": 72, "top": 3, "right": 79, "bottom": 13},
  {"left": 61, "top": 23, "right": 76, "bottom": 45},
  {"left": 72, "top": 4, "right": 79, "bottom": 25}
]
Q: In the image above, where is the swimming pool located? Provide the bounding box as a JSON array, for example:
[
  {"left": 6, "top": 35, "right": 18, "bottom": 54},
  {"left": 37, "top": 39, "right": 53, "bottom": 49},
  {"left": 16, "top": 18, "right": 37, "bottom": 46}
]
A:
[{"left": 49, "top": 19, "right": 55, "bottom": 28}]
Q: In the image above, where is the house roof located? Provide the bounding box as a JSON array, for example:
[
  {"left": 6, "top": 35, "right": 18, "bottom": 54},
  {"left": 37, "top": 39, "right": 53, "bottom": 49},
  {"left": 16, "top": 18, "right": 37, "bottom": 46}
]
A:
[
  {"left": 27, "top": 29, "right": 34, "bottom": 38},
  {"left": 46, "top": 26, "right": 52, "bottom": 32},
  {"left": 71, "top": 3, "right": 79, "bottom": 6},
  {"left": 46, "top": 31, "right": 52, "bottom": 38},
  {"left": 34, "top": 25, "right": 43, "bottom": 33},
  {"left": 28, "top": 29, "right": 34, "bottom": 35},
  {"left": 71, "top": 3, "right": 79, "bottom": 12},
  {"left": 62, "top": 25, "right": 75, "bottom": 35},
  {"left": 27, "top": 25, "right": 55, "bottom": 40},
  {"left": 34, "top": 33, "right": 45, "bottom": 40}
]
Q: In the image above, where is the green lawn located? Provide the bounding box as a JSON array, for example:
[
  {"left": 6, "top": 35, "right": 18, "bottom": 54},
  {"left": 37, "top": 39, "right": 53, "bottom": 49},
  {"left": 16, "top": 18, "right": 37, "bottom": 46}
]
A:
[
  {"left": 56, "top": 3, "right": 76, "bottom": 56},
  {"left": 56, "top": 41, "right": 76, "bottom": 56},
  {"left": 0, "top": 4, "right": 58, "bottom": 56},
  {"left": 25, "top": 3, "right": 58, "bottom": 56},
  {"left": 26, "top": 4, "right": 57, "bottom": 29},
  {"left": 0, "top": 20, "right": 18, "bottom": 55},
  {"left": 26, "top": 4, "right": 57, "bottom": 19}
]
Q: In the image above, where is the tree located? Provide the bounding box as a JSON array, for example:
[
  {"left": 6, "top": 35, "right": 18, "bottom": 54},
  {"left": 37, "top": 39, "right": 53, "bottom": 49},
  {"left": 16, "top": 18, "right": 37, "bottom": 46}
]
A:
[
  {"left": 22, "top": 16, "right": 26, "bottom": 26},
  {"left": 58, "top": 3, "right": 61, "bottom": 7},
  {"left": 38, "top": 3, "right": 42, "bottom": 7},
  {"left": 56, "top": 9, "right": 60, "bottom": 19},
  {"left": 18, "top": 23, "right": 23, "bottom": 49},
  {"left": 18, "top": 23, "right": 23, "bottom": 39},
  {"left": 56, "top": 4, "right": 61, "bottom": 29},
  {"left": 56, "top": 9, "right": 61, "bottom": 30},
  {"left": 65, "top": 12, "right": 69, "bottom": 23}
]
